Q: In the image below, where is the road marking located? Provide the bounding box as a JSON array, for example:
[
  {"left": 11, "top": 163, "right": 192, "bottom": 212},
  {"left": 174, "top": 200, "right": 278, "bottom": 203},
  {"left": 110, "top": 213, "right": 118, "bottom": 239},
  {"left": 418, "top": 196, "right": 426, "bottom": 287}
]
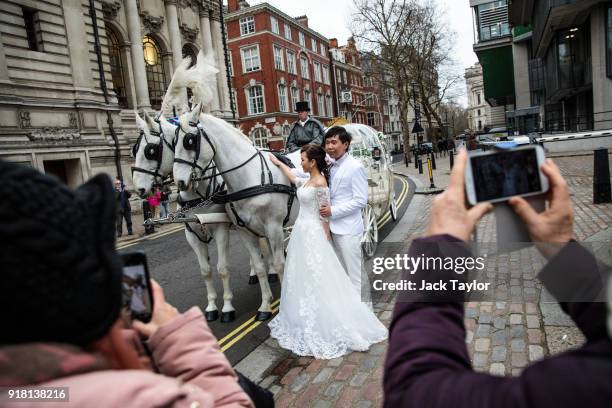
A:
[
  {"left": 218, "top": 299, "right": 281, "bottom": 346},
  {"left": 220, "top": 174, "right": 411, "bottom": 353},
  {"left": 116, "top": 225, "right": 185, "bottom": 250}
]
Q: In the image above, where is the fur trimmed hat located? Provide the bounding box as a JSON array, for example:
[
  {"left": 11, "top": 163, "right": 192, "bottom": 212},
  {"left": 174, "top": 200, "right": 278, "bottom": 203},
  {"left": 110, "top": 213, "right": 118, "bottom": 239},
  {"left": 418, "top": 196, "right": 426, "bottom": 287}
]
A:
[{"left": 0, "top": 161, "right": 123, "bottom": 345}]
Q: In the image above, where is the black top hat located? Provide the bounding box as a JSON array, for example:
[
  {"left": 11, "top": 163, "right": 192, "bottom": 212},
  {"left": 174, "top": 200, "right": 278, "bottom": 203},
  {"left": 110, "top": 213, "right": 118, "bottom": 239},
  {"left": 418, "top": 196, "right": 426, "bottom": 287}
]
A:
[{"left": 295, "top": 101, "right": 310, "bottom": 112}]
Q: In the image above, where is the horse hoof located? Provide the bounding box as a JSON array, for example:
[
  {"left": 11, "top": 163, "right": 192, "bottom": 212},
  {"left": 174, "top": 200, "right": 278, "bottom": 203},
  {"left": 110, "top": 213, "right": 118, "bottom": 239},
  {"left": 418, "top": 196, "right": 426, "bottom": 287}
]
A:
[
  {"left": 268, "top": 274, "right": 279, "bottom": 283},
  {"left": 248, "top": 275, "right": 259, "bottom": 285},
  {"left": 221, "top": 311, "right": 236, "bottom": 323},
  {"left": 205, "top": 310, "right": 219, "bottom": 321},
  {"left": 255, "top": 311, "right": 272, "bottom": 321}
]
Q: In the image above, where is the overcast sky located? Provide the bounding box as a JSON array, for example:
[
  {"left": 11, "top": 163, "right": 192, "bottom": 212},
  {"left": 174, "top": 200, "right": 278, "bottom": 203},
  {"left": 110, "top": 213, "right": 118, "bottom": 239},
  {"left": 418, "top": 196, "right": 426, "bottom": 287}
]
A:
[{"left": 246, "top": 0, "right": 477, "bottom": 106}]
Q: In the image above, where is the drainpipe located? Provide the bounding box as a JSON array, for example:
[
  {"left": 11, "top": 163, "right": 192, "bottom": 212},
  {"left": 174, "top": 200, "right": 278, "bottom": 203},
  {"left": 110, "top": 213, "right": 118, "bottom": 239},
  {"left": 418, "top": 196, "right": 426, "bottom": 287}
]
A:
[
  {"left": 218, "top": 0, "right": 236, "bottom": 120},
  {"left": 89, "top": 0, "right": 123, "bottom": 180}
]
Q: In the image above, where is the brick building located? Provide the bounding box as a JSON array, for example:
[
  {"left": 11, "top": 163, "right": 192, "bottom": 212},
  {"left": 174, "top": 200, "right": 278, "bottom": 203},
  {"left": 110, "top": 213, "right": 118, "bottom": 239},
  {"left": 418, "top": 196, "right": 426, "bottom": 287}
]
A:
[
  {"left": 360, "top": 53, "right": 388, "bottom": 133},
  {"left": 226, "top": 0, "right": 334, "bottom": 150},
  {"left": 329, "top": 37, "right": 368, "bottom": 127}
]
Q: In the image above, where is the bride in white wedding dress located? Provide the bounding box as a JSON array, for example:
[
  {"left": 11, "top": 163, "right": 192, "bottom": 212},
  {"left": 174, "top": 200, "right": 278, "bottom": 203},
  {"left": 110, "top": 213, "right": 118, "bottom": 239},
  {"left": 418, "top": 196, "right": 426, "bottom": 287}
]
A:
[{"left": 268, "top": 145, "right": 387, "bottom": 360}]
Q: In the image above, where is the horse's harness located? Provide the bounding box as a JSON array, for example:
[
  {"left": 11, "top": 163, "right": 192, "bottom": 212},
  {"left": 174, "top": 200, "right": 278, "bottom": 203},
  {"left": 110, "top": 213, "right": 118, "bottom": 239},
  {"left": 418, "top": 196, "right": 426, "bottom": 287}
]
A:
[
  {"left": 130, "top": 121, "right": 176, "bottom": 183},
  {"left": 173, "top": 121, "right": 296, "bottom": 237}
]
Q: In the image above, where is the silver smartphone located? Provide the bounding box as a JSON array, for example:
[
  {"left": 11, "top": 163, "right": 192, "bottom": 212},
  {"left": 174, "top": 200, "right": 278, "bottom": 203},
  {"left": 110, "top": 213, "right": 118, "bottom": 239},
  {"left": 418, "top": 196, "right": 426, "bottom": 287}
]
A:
[{"left": 464, "top": 145, "right": 549, "bottom": 205}]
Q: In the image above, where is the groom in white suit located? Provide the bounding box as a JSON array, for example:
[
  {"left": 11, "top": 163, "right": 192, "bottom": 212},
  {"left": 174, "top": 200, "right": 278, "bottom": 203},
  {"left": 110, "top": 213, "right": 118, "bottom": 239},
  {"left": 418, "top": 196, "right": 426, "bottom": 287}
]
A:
[{"left": 319, "top": 126, "right": 370, "bottom": 299}]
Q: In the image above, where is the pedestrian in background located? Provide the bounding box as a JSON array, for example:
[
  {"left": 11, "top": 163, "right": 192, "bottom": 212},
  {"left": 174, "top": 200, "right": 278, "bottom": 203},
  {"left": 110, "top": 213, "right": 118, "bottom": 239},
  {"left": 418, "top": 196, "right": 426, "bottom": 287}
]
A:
[
  {"left": 159, "top": 184, "right": 170, "bottom": 219},
  {"left": 115, "top": 177, "right": 133, "bottom": 237},
  {"left": 147, "top": 187, "right": 161, "bottom": 219}
]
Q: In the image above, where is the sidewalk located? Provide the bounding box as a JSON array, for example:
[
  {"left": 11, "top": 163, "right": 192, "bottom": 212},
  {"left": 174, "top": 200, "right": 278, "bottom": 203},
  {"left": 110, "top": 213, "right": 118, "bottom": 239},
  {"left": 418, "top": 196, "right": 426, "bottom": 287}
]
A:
[{"left": 239, "top": 150, "right": 611, "bottom": 407}]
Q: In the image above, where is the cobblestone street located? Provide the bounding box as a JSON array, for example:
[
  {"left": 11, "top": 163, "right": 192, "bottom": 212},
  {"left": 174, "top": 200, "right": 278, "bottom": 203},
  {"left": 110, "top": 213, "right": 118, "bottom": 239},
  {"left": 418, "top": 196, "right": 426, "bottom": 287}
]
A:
[{"left": 261, "top": 150, "right": 612, "bottom": 408}]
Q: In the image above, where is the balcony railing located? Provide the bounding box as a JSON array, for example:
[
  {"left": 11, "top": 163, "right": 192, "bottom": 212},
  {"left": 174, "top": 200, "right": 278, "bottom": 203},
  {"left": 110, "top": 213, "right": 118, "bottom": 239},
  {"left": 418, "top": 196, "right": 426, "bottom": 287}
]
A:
[{"left": 479, "top": 22, "right": 511, "bottom": 41}]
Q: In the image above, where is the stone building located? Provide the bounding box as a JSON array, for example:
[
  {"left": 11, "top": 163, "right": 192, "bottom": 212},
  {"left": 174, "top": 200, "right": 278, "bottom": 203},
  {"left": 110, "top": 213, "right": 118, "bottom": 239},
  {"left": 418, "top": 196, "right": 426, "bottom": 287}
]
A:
[
  {"left": 226, "top": 0, "right": 334, "bottom": 151},
  {"left": 0, "top": 0, "right": 231, "bottom": 188},
  {"left": 465, "top": 62, "right": 495, "bottom": 131}
]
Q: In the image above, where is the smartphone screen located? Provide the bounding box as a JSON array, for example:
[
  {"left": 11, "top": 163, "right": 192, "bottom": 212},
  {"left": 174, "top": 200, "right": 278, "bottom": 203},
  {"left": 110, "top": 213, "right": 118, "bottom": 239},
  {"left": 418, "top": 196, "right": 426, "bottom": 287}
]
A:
[
  {"left": 470, "top": 148, "right": 543, "bottom": 202},
  {"left": 121, "top": 252, "right": 154, "bottom": 323}
]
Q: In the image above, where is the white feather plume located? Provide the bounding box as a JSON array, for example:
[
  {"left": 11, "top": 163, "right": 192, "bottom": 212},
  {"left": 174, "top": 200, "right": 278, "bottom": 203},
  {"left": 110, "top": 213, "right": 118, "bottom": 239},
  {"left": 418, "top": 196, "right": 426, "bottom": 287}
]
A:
[
  {"left": 160, "top": 56, "right": 193, "bottom": 117},
  {"left": 181, "top": 51, "right": 219, "bottom": 109},
  {"left": 135, "top": 111, "right": 146, "bottom": 131}
]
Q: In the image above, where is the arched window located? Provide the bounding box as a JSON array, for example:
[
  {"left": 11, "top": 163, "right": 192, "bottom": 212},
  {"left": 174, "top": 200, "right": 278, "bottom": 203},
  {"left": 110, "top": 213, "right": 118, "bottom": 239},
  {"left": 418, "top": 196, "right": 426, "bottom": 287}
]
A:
[
  {"left": 251, "top": 126, "right": 268, "bottom": 148},
  {"left": 106, "top": 26, "right": 128, "bottom": 108},
  {"left": 143, "top": 36, "right": 166, "bottom": 110}
]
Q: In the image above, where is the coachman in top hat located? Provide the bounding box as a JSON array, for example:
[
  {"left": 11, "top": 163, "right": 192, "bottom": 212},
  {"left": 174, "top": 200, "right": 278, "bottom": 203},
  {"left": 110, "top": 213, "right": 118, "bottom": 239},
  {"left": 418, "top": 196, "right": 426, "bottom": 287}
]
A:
[{"left": 285, "top": 101, "right": 326, "bottom": 152}]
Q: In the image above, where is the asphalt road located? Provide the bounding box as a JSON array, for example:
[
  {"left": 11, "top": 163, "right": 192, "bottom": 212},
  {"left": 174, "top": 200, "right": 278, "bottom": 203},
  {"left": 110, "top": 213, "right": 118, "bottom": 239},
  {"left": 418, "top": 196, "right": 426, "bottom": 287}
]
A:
[{"left": 119, "top": 174, "right": 414, "bottom": 365}]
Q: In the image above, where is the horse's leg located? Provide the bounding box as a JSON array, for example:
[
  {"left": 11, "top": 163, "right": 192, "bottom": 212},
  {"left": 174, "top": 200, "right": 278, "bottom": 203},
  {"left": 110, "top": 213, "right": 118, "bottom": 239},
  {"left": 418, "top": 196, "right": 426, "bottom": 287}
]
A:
[
  {"left": 185, "top": 227, "right": 218, "bottom": 321},
  {"left": 248, "top": 258, "right": 259, "bottom": 285},
  {"left": 264, "top": 222, "right": 285, "bottom": 286},
  {"left": 238, "top": 229, "right": 273, "bottom": 321},
  {"left": 212, "top": 223, "right": 235, "bottom": 323},
  {"left": 260, "top": 237, "right": 279, "bottom": 283}
]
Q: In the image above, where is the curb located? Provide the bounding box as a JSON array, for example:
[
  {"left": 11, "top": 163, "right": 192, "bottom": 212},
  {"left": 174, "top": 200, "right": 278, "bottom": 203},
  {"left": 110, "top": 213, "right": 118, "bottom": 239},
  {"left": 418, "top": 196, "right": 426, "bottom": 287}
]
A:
[{"left": 234, "top": 337, "right": 291, "bottom": 384}]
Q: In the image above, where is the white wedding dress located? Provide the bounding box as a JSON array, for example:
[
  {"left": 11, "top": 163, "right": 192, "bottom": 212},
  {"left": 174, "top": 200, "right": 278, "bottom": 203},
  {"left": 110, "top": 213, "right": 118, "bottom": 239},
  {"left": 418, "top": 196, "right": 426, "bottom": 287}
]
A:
[{"left": 268, "top": 179, "right": 387, "bottom": 359}]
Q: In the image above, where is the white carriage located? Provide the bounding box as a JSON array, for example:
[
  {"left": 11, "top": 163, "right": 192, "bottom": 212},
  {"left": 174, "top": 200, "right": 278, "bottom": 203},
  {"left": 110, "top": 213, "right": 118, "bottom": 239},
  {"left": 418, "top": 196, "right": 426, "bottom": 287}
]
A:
[{"left": 342, "top": 124, "right": 398, "bottom": 258}]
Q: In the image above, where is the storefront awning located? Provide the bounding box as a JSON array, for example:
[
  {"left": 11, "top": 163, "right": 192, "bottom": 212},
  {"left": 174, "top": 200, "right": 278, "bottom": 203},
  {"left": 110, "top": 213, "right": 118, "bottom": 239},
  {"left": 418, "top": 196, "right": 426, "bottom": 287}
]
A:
[{"left": 476, "top": 45, "right": 515, "bottom": 107}]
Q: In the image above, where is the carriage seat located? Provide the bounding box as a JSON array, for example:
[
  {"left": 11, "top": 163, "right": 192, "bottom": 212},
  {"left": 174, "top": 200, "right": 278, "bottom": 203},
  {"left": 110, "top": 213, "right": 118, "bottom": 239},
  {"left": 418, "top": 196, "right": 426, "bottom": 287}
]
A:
[{"left": 270, "top": 152, "right": 295, "bottom": 168}]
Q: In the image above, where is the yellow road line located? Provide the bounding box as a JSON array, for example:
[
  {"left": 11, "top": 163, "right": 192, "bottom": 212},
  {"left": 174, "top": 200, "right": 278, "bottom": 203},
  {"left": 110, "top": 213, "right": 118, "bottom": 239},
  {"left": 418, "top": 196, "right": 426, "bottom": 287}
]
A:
[
  {"left": 218, "top": 299, "right": 280, "bottom": 346},
  {"left": 378, "top": 176, "right": 409, "bottom": 229},
  {"left": 116, "top": 225, "right": 185, "bottom": 250},
  {"left": 221, "top": 304, "right": 280, "bottom": 352}
]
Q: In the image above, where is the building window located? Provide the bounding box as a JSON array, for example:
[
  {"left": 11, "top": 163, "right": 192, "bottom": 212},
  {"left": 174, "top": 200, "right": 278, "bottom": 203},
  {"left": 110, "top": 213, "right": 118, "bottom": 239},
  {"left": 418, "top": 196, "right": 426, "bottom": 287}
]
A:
[
  {"left": 240, "top": 16, "right": 255, "bottom": 36},
  {"left": 273, "top": 45, "right": 284, "bottom": 70},
  {"left": 478, "top": 120, "right": 482, "bottom": 130},
  {"left": 477, "top": 92, "right": 481, "bottom": 104},
  {"left": 299, "top": 32, "right": 305, "bottom": 47},
  {"left": 476, "top": 0, "right": 510, "bottom": 41},
  {"left": 247, "top": 85, "right": 265, "bottom": 115},
  {"left": 286, "top": 50, "right": 296, "bottom": 74},
  {"left": 241, "top": 45, "right": 260, "bottom": 73},
  {"left": 477, "top": 109, "right": 481, "bottom": 116},
  {"left": 367, "top": 112, "right": 376, "bottom": 127},
  {"left": 304, "top": 89, "right": 312, "bottom": 110},
  {"left": 291, "top": 86, "right": 299, "bottom": 111},
  {"left": 322, "top": 65, "right": 330, "bottom": 84},
  {"left": 270, "top": 16, "right": 279, "bottom": 34},
  {"left": 284, "top": 23, "right": 292, "bottom": 40},
  {"left": 336, "top": 68, "right": 342, "bottom": 82},
  {"left": 300, "top": 55, "right": 309, "bottom": 79},
  {"left": 227, "top": 51, "right": 234, "bottom": 76},
  {"left": 22, "top": 7, "right": 42, "bottom": 51},
  {"left": 326, "top": 94, "right": 333, "bottom": 117},
  {"left": 320, "top": 43, "right": 326, "bottom": 56},
  {"left": 251, "top": 126, "right": 268, "bottom": 148},
  {"left": 107, "top": 26, "right": 128, "bottom": 108},
  {"left": 342, "top": 71, "right": 347, "bottom": 83},
  {"left": 143, "top": 36, "right": 166, "bottom": 110},
  {"left": 313, "top": 61, "right": 322, "bottom": 82},
  {"left": 317, "top": 93, "right": 325, "bottom": 116},
  {"left": 311, "top": 38, "right": 317, "bottom": 52},
  {"left": 278, "top": 84, "right": 289, "bottom": 112}
]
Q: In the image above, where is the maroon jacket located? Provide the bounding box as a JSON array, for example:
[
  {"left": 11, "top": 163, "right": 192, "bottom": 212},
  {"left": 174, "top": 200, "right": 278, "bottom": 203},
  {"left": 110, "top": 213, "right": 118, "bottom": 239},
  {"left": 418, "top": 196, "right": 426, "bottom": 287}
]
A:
[{"left": 384, "top": 235, "right": 612, "bottom": 408}]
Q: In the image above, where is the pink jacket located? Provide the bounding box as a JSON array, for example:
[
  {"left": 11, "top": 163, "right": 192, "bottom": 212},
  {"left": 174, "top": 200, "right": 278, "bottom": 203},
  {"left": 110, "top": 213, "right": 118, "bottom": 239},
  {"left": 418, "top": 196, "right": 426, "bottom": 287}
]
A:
[
  {"left": 147, "top": 190, "right": 161, "bottom": 207},
  {"left": 1, "top": 308, "right": 254, "bottom": 408}
]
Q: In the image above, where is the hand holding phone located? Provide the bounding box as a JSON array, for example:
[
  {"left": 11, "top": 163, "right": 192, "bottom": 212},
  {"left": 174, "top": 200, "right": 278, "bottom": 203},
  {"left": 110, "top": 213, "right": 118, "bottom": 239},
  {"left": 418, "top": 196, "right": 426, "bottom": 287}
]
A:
[{"left": 121, "top": 251, "right": 154, "bottom": 323}]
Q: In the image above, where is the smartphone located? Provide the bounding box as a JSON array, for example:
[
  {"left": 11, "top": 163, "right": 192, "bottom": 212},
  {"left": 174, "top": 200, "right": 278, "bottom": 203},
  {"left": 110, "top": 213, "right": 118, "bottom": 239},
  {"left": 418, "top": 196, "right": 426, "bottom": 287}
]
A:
[
  {"left": 464, "top": 145, "right": 549, "bottom": 205},
  {"left": 120, "top": 251, "right": 154, "bottom": 323}
]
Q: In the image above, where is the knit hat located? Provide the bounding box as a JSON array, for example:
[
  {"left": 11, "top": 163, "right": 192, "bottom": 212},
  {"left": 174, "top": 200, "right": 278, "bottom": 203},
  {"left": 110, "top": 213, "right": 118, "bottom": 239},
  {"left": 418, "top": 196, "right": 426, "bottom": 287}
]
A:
[{"left": 0, "top": 161, "right": 123, "bottom": 345}]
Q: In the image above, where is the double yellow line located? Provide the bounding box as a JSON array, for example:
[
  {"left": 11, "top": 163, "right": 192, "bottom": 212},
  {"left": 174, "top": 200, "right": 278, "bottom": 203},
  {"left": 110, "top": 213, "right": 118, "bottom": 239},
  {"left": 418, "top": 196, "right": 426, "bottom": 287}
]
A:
[{"left": 218, "top": 174, "right": 410, "bottom": 352}]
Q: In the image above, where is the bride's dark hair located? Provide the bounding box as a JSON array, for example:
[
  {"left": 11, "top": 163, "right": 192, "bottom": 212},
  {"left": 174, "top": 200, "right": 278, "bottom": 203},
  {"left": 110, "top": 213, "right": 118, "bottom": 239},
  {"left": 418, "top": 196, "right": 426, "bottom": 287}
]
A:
[{"left": 300, "top": 144, "right": 330, "bottom": 184}]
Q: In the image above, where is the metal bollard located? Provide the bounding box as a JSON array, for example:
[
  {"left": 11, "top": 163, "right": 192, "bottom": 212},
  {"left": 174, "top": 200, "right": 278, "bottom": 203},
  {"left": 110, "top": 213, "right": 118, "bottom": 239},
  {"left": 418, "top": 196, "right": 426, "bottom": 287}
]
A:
[
  {"left": 414, "top": 153, "right": 419, "bottom": 168},
  {"left": 449, "top": 150, "right": 454, "bottom": 170},
  {"left": 142, "top": 201, "right": 155, "bottom": 235},
  {"left": 418, "top": 158, "right": 423, "bottom": 174},
  {"left": 594, "top": 148, "right": 611, "bottom": 204},
  {"left": 431, "top": 151, "right": 436, "bottom": 170},
  {"left": 427, "top": 158, "right": 436, "bottom": 188}
]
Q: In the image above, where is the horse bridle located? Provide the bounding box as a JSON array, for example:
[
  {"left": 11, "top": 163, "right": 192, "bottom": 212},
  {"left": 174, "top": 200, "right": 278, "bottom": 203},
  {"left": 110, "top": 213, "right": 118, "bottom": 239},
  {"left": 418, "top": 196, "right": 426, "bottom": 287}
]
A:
[
  {"left": 131, "top": 119, "right": 177, "bottom": 182},
  {"left": 173, "top": 121, "right": 217, "bottom": 178}
]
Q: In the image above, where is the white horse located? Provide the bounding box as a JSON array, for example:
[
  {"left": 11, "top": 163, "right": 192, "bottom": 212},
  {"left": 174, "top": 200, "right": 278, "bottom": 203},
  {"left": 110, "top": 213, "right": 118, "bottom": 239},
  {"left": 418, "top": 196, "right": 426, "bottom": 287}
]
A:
[{"left": 172, "top": 103, "right": 299, "bottom": 320}]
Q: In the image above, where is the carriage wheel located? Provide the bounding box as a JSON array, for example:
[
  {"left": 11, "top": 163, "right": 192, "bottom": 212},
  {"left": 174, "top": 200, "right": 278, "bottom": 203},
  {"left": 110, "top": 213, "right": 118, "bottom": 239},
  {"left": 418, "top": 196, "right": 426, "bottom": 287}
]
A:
[
  {"left": 389, "top": 198, "right": 398, "bottom": 222},
  {"left": 362, "top": 205, "right": 378, "bottom": 259}
]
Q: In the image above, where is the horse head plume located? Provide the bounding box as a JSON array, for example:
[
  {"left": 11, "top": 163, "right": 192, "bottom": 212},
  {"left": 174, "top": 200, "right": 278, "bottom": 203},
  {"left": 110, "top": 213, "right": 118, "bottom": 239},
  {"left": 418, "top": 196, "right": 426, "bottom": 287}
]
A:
[
  {"left": 160, "top": 56, "right": 193, "bottom": 118},
  {"left": 180, "top": 51, "right": 219, "bottom": 110},
  {"left": 135, "top": 110, "right": 146, "bottom": 133}
]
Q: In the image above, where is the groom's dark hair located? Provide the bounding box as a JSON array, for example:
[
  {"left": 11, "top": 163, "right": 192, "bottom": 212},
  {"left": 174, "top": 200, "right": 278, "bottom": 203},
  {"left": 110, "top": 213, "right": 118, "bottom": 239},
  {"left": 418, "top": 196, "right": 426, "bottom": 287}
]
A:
[{"left": 324, "top": 126, "right": 351, "bottom": 146}]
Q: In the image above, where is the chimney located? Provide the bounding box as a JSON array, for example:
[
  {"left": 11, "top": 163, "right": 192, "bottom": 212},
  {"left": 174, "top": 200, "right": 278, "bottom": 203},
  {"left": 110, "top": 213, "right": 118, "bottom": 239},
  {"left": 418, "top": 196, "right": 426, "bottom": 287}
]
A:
[
  {"left": 329, "top": 38, "right": 338, "bottom": 48},
  {"left": 295, "top": 15, "right": 308, "bottom": 28},
  {"left": 227, "top": 0, "right": 239, "bottom": 12}
]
